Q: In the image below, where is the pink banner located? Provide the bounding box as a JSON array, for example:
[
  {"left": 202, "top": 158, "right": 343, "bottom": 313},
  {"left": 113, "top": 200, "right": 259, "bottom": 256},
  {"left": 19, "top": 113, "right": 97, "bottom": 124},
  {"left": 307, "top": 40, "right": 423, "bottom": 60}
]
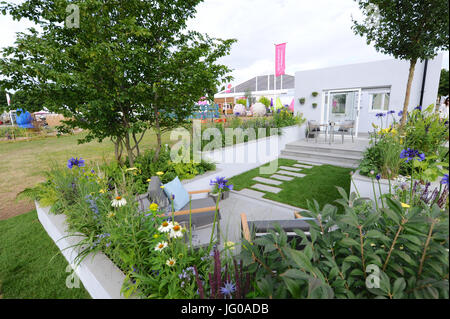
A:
[{"left": 275, "top": 43, "right": 286, "bottom": 77}]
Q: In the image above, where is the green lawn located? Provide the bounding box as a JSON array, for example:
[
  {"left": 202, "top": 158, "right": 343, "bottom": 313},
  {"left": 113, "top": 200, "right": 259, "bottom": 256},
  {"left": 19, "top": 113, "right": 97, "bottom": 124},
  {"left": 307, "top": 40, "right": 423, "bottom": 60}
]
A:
[
  {"left": 0, "top": 130, "right": 173, "bottom": 219},
  {"left": 0, "top": 210, "right": 90, "bottom": 299},
  {"left": 229, "top": 158, "right": 352, "bottom": 211}
]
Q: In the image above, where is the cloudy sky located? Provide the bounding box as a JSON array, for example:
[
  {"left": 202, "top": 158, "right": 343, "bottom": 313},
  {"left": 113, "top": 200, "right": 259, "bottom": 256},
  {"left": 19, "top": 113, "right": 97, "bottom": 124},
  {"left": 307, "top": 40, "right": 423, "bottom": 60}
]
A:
[{"left": 1, "top": 0, "right": 448, "bottom": 87}]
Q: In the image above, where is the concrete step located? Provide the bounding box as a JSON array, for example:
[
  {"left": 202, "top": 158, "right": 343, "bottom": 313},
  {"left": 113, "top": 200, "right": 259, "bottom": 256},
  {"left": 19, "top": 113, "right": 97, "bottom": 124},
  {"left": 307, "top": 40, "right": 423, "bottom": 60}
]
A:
[
  {"left": 238, "top": 188, "right": 265, "bottom": 198},
  {"left": 281, "top": 148, "right": 361, "bottom": 163},
  {"left": 251, "top": 183, "right": 282, "bottom": 194},
  {"left": 252, "top": 177, "right": 282, "bottom": 186},
  {"left": 279, "top": 153, "right": 359, "bottom": 168},
  {"left": 285, "top": 142, "right": 364, "bottom": 157}
]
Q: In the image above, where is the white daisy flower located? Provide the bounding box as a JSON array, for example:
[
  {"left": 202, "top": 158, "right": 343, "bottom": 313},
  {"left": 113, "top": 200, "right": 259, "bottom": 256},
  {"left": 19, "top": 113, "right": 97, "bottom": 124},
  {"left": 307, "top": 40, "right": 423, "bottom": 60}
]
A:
[
  {"left": 166, "top": 258, "right": 176, "bottom": 267},
  {"left": 154, "top": 241, "right": 168, "bottom": 252},
  {"left": 158, "top": 221, "right": 173, "bottom": 233},
  {"left": 169, "top": 222, "right": 184, "bottom": 239},
  {"left": 111, "top": 196, "right": 127, "bottom": 207}
]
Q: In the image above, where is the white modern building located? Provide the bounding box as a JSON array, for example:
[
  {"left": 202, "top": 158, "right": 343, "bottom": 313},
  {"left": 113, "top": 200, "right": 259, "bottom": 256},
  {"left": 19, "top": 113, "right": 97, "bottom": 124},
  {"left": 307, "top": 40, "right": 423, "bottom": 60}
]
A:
[{"left": 294, "top": 54, "right": 443, "bottom": 136}]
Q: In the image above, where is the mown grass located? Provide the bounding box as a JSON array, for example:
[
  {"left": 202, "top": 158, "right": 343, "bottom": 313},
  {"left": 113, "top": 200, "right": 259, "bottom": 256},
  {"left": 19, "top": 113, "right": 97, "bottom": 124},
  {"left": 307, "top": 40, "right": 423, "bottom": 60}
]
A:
[
  {"left": 0, "top": 210, "right": 90, "bottom": 299},
  {"left": 0, "top": 130, "right": 172, "bottom": 218},
  {"left": 229, "top": 158, "right": 352, "bottom": 211}
]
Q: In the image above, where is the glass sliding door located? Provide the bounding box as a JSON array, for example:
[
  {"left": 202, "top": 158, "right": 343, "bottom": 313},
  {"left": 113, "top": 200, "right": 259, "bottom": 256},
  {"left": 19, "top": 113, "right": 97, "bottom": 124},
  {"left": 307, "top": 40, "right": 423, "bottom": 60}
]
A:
[{"left": 324, "top": 89, "right": 361, "bottom": 137}]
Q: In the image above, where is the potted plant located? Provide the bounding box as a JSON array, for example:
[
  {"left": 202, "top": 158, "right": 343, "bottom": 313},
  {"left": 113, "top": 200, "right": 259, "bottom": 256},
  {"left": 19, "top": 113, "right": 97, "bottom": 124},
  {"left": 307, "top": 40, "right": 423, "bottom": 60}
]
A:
[
  {"left": 298, "top": 97, "right": 306, "bottom": 105},
  {"left": 311, "top": 91, "right": 319, "bottom": 97}
]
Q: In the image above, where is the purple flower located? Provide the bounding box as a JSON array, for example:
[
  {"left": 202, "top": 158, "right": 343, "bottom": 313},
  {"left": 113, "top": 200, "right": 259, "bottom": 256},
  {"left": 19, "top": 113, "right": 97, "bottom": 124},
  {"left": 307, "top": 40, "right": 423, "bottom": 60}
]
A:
[
  {"left": 414, "top": 106, "right": 422, "bottom": 111},
  {"left": 67, "top": 157, "right": 85, "bottom": 169},
  {"left": 387, "top": 110, "right": 395, "bottom": 115},
  {"left": 220, "top": 281, "right": 236, "bottom": 297},
  {"left": 398, "top": 111, "right": 403, "bottom": 117},
  {"left": 441, "top": 174, "right": 449, "bottom": 185},
  {"left": 210, "top": 176, "right": 233, "bottom": 191},
  {"left": 400, "top": 148, "right": 425, "bottom": 163},
  {"left": 376, "top": 174, "right": 381, "bottom": 181},
  {"left": 376, "top": 112, "right": 386, "bottom": 118}
]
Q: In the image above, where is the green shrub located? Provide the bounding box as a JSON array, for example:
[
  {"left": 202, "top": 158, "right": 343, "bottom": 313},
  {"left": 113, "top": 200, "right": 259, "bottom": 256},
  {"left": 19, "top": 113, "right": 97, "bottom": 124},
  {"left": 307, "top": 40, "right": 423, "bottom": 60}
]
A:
[
  {"left": 241, "top": 189, "right": 449, "bottom": 299},
  {"left": 258, "top": 96, "right": 271, "bottom": 108}
]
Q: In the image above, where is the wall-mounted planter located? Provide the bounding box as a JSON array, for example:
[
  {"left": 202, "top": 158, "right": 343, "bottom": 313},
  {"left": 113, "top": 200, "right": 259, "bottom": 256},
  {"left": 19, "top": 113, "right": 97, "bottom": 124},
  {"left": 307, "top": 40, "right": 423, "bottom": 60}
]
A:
[
  {"left": 311, "top": 92, "right": 319, "bottom": 97},
  {"left": 298, "top": 97, "right": 306, "bottom": 105},
  {"left": 312, "top": 103, "right": 318, "bottom": 109}
]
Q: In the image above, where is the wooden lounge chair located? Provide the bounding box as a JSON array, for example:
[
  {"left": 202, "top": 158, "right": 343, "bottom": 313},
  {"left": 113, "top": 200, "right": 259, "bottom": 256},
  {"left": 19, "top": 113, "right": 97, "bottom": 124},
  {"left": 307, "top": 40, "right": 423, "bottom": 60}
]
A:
[{"left": 136, "top": 176, "right": 221, "bottom": 247}]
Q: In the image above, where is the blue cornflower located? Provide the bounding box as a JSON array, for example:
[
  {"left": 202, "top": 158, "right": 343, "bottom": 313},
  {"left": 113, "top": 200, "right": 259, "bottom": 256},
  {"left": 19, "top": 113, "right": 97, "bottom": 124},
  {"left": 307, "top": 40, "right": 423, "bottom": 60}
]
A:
[
  {"left": 220, "top": 281, "right": 236, "bottom": 297},
  {"left": 67, "top": 157, "right": 85, "bottom": 169},
  {"left": 210, "top": 176, "right": 233, "bottom": 191},
  {"left": 441, "top": 174, "right": 449, "bottom": 185},
  {"left": 400, "top": 148, "right": 425, "bottom": 163}
]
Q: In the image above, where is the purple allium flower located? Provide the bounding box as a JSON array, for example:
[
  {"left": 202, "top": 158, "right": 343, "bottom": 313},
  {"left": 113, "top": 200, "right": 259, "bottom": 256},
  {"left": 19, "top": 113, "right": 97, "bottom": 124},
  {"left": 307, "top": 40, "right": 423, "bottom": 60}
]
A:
[
  {"left": 376, "top": 174, "right": 381, "bottom": 181},
  {"left": 387, "top": 110, "right": 395, "bottom": 115},
  {"left": 414, "top": 106, "right": 422, "bottom": 111},
  {"left": 400, "top": 148, "right": 425, "bottom": 163},
  {"left": 67, "top": 157, "right": 85, "bottom": 169},
  {"left": 220, "top": 281, "right": 236, "bottom": 297},
  {"left": 441, "top": 174, "right": 449, "bottom": 185},
  {"left": 398, "top": 111, "right": 403, "bottom": 117},
  {"left": 376, "top": 112, "right": 386, "bottom": 118}
]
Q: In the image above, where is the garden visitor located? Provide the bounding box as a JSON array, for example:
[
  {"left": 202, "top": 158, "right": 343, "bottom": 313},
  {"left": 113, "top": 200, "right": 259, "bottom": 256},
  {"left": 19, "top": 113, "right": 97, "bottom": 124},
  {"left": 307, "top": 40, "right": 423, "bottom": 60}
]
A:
[{"left": 439, "top": 96, "right": 449, "bottom": 119}]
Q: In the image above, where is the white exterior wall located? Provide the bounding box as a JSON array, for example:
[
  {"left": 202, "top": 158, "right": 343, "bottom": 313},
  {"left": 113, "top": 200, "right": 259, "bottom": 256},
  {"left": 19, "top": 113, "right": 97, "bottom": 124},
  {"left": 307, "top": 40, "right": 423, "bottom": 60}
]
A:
[{"left": 294, "top": 55, "right": 443, "bottom": 134}]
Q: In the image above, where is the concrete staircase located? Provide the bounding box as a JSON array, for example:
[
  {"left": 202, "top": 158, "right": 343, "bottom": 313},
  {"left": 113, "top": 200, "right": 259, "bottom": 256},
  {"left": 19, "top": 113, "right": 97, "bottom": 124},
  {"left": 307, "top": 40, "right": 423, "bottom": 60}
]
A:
[{"left": 280, "top": 140, "right": 366, "bottom": 168}]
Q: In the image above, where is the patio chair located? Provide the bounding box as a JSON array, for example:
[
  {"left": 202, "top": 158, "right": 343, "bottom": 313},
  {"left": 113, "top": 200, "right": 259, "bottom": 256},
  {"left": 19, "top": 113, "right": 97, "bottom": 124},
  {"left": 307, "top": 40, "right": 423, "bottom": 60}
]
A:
[
  {"left": 336, "top": 120, "right": 355, "bottom": 143},
  {"left": 240, "top": 213, "right": 317, "bottom": 249},
  {"left": 136, "top": 176, "right": 221, "bottom": 247},
  {"left": 306, "top": 120, "right": 325, "bottom": 143}
]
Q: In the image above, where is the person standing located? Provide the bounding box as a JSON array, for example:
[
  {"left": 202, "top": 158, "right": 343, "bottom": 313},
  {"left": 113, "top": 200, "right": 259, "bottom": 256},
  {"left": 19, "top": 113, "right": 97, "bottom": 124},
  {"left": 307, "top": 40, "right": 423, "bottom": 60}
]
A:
[{"left": 439, "top": 97, "right": 449, "bottom": 119}]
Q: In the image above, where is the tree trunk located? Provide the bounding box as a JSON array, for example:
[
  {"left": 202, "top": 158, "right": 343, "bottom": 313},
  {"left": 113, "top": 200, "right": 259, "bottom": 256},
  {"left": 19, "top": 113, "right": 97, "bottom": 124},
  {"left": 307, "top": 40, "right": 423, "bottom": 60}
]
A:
[
  {"left": 124, "top": 133, "right": 135, "bottom": 167},
  {"left": 154, "top": 114, "right": 162, "bottom": 161},
  {"left": 400, "top": 59, "right": 417, "bottom": 127}
]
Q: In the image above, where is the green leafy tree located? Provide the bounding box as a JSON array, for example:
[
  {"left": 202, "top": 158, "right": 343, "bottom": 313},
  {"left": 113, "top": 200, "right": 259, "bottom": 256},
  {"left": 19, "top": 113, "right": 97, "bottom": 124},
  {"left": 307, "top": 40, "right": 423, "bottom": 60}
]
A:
[
  {"left": 0, "top": 0, "right": 235, "bottom": 164},
  {"left": 438, "top": 68, "right": 449, "bottom": 98},
  {"left": 0, "top": 88, "right": 10, "bottom": 113},
  {"left": 352, "top": 0, "right": 449, "bottom": 126}
]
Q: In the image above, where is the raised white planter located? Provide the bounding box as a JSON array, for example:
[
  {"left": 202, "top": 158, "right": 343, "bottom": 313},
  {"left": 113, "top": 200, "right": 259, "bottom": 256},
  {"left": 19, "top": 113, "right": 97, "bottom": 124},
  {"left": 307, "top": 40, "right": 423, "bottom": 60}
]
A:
[
  {"left": 350, "top": 170, "right": 442, "bottom": 202},
  {"left": 350, "top": 170, "right": 390, "bottom": 201},
  {"left": 184, "top": 124, "right": 306, "bottom": 194},
  {"left": 35, "top": 201, "right": 127, "bottom": 299}
]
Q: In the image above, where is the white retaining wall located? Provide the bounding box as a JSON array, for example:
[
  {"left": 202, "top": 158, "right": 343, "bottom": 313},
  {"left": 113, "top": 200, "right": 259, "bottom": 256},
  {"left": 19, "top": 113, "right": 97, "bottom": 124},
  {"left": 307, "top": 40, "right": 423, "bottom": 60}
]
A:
[{"left": 36, "top": 201, "right": 127, "bottom": 299}]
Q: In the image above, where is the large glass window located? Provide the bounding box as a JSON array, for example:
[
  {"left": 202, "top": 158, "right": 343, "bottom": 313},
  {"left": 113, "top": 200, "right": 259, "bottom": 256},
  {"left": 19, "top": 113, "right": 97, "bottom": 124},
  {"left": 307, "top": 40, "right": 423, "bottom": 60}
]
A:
[{"left": 370, "top": 92, "right": 390, "bottom": 111}]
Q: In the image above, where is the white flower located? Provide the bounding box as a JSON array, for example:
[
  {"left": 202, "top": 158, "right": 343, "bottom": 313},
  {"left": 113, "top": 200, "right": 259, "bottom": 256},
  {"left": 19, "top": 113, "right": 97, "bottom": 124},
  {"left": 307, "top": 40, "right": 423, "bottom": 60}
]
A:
[
  {"left": 111, "top": 196, "right": 127, "bottom": 207},
  {"left": 169, "top": 222, "right": 184, "bottom": 239},
  {"left": 166, "top": 258, "right": 176, "bottom": 267},
  {"left": 154, "top": 241, "right": 168, "bottom": 252},
  {"left": 158, "top": 221, "right": 173, "bottom": 233}
]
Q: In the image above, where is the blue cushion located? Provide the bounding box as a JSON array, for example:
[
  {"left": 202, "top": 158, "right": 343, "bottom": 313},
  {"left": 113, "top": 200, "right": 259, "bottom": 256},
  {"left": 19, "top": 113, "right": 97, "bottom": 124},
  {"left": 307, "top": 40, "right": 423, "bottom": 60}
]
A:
[{"left": 163, "top": 176, "right": 190, "bottom": 211}]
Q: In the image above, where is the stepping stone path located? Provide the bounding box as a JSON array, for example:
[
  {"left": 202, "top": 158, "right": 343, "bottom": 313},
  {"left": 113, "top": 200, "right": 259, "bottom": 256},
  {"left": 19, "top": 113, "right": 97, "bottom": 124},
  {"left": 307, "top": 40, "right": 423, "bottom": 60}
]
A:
[
  {"left": 270, "top": 174, "right": 294, "bottom": 181},
  {"left": 276, "top": 170, "right": 306, "bottom": 178},
  {"left": 252, "top": 177, "right": 282, "bottom": 186},
  {"left": 239, "top": 188, "right": 265, "bottom": 198},
  {"left": 251, "top": 183, "right": 282, "bottom": 194},
  {"left": 293, "top": 164, "right": 313, "bottom": 169},
  {"left": 279, "top": 166, "right": 302, "bottom": 172}
]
